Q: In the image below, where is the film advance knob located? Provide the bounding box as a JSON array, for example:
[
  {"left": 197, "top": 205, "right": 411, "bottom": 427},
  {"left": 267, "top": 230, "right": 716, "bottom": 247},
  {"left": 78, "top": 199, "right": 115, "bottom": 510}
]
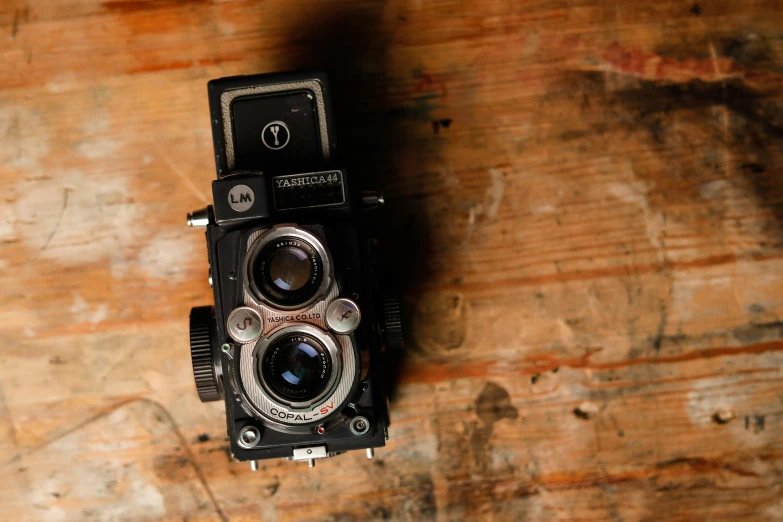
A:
[{"left": 189, "top": 306, "right": 221, "bottom": 402}]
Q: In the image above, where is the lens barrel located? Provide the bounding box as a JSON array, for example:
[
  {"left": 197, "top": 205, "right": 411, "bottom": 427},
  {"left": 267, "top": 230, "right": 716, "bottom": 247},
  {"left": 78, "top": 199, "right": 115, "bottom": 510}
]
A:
[
  {"left": 259, "top": 333, "right": 333, "bottom": 403},
  {"left": 247, "top": 229, "right": 328, "bottom": 310}
]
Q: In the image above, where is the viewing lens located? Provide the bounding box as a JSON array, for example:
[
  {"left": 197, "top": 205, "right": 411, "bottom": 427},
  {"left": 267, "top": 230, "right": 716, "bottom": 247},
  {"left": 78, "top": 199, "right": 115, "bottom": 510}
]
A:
[
  {"left": 268, "top": 247, "right": 311, "bottom": 292},
  {"left": 260, "top": 334, "right": 332, "bottom": 402},
  {"left": 249, "top": 235, "right": 325, "bottom": 308}
]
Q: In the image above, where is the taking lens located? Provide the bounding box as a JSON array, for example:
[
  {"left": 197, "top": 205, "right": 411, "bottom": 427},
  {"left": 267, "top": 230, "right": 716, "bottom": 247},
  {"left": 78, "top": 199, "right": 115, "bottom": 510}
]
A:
[
  {"left": 249, "top": 235, "right": 324, "bottom": 308},
  {"left": 260, "top": 334, "right": 333, "bottom": 402}
]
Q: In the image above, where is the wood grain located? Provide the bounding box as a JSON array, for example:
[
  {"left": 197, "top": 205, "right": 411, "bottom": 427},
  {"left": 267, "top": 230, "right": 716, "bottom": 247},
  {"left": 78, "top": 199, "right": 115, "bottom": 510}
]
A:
[{"left": 1, "top": 0, "right": 783, "bottom": 521}]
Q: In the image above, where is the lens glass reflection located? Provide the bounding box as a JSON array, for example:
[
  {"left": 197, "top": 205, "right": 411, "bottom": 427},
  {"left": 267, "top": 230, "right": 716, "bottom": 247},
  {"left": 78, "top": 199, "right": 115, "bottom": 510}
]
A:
[{"left": 268, "top": 247, "right": 311, "bottom": 292}]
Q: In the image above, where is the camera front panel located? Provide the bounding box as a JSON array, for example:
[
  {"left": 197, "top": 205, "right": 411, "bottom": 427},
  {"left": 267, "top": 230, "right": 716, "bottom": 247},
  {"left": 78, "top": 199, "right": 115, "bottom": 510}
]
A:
[{"left": 228, "top": 224, "right": 360, "bottom": 428}]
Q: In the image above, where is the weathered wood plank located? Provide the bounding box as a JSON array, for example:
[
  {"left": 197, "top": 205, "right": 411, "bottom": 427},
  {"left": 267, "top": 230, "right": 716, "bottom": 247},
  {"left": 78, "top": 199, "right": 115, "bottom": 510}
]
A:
[{"left": 1, "top": 0, "right": 782, "bottom": 521}]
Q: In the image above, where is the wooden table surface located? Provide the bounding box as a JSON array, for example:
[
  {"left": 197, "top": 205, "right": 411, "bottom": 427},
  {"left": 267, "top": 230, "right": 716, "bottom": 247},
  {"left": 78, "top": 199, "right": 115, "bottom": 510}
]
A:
[{"left": 2, "top": 1, "right": 783, "bottom": 520}]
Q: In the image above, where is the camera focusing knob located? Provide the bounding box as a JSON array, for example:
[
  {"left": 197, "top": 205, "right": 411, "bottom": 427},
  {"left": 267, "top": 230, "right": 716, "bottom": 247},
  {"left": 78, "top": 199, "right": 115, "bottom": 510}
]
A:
[
  {"left": 382, "top": 296, "right": 404, "bottom": 350},
  {"left": 190, "top": 306, "right": 222, "bottom": 402}
]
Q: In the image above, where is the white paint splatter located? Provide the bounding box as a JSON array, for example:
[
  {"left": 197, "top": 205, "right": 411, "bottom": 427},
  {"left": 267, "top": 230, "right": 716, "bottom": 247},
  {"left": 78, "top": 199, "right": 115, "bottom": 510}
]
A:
[
  {"left": 74, "top": 138, "right": 119, "bottom": 159},
  {"left": 0, "top": 204, "right": 18, "bottom": 243},
  {"left": 699, "top": 179, "right": 728, "bottom": 199},
  {"left": 90, "top": 304, "right": 109, "bottom": 325},
  {"left": 13, "top": 169, "right": 142, "bottom": 266},
  {"left": 69, "top": 292, "right": 110, "bottom": 326},
  {"left": 530, "top": 202, "right": 556, "bottom": 215},
  {"left": 609, "top": 181, "right": 665, "bottom": 254},
  {"left": 485, "top": 168, "right": 504, "bottom": 219},
  {"left": 45, "top": 72, "right": 78, "bottom": 94},
  {"left": 136, "top": 233, "right": 195, "bottom": 281},
  {"left": 0, "top": 106, "right": 50, "bottom": 170},
  {"left": 69, "top": 292, "right": 89, "bottom": 316},
  {"left": 74, "top": 114, "right": 120, "bottom": 159},
  {"left": 142, "top": 154, "right": 153, "bottom": 165}
]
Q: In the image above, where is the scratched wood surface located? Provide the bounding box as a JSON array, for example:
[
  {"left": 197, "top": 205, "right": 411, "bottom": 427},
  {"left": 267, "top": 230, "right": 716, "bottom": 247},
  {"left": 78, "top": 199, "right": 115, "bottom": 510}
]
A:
[{"left": 2, "top": 0, "right": 783, "bottom": 521}]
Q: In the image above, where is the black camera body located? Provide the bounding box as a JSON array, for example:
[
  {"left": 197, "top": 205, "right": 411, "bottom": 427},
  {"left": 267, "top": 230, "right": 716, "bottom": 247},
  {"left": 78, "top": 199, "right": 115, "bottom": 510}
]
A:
[{"left": 187, "top": 72, "right": 397, "bottom": 468}]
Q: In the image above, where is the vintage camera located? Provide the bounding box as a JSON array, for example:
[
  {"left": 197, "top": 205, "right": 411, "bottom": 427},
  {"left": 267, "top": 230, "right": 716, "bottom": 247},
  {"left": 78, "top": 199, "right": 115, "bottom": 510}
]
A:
[{"left": 186, "top": 72, "right": 401, "bottom": 468}]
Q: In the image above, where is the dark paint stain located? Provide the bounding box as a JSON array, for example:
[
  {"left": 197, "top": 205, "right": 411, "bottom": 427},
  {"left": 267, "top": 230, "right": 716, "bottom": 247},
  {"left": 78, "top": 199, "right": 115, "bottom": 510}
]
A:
[
  {"left": 570, "top": 56, "right": 783, "bottom": 241},
  {"left": 742, "top": 162, "right": 765, "bottom": 174},
  {"left": 264, "top": 479, "right": 280, "bottom": 497},
  {"left": 733, "top": 321, "right": 783, "bottom": 344},
  {"left": 11, "top": 10, "right": 19, "bottom": 38},
  {"left": 657, "top": 456, "right": 760, "bottom": 477},
  {"left": 690, "top": 3, "right": 701, "bottom": 16},
  {"left": 617, "top": 430, "right": 625, "bottom": 437},
  {"left": 10, "top": 6, "right": 30, "bottom": 39},
  {"left": 153, "top": 453, "right": 191, "bottom": 482},
  {"left": 197, "top": 433, "right": 210, "bottom": 443},
  {"left": 434, "top": 382, "right": 527, "bottom": 516},
  {"left": 431, "top": 118, "right": 452, "bottom": 134},
  {"left": 745, "top": 415, "right": 766, "bottom": 432},
  {"left": 475, "top": 382, "right": 519, "bottom": 425},
  {"left": 470, "top": 383, "right": 519, "bottom": 470},
  {"left": 359, "top": 474, "right": 437, "bottom": 521},
  {"left": 560, "top": 124, "right": 609, "bottom": 142},
  {"left": 530, "top": 373, "right": 541, "bottom": 385},
  {"left": 720, "top": 33, "right": 783, "bottom": 74},
  {"left": 573, "top": 407, "right": 595, "bottom": 420},
  {"left": 650, "top": 300, "right": 669, "bottom": 352},
  {"left": 49, "top": 356, "right": 66, "bottom": 365},
  {"left": 552, "top": 367, "right": 560, "bottom": 373},
  {"left": 371, "top": 505, "right": 393, "bottom": 520},
  {"left": 575, "top": 71, "right": 783, "bottom": 142},
  {"left": 399, "top": 474, "right": 437, "bottom": 520},
  {"left": 388, "top": 94, "right": 440, "bottom": 123}
]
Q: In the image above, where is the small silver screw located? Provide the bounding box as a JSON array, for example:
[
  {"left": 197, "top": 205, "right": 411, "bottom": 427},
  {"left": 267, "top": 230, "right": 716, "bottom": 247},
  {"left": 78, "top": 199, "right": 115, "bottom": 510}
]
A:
[
  {"left": 237, "top": 426, "right": 261, "bottom": 449},
  {"left": 350, "top": 416, "right": 370, "bottom": 436}
]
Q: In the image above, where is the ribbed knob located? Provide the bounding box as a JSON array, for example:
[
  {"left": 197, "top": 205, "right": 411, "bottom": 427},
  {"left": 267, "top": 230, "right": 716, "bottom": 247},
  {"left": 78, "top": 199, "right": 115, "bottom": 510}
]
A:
[
  {"left": 382, "top": 296, "right": 404, "bottom": 350},
  {"left": 190, "top": 306, "right": 221, "bottom": 402}
]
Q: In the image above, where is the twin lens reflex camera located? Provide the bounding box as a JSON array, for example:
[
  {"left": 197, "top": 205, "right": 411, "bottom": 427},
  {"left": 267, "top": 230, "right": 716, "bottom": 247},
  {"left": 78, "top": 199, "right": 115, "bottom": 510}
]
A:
[{"left": 186, "top": 71, "right": 401, "bottom": 469}]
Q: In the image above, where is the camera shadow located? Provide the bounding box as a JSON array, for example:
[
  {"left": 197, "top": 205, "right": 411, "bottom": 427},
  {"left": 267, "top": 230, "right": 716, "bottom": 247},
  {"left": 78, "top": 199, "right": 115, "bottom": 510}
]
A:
[{"left": 263, "top": 6, "right": 435, "bottom": 403}]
